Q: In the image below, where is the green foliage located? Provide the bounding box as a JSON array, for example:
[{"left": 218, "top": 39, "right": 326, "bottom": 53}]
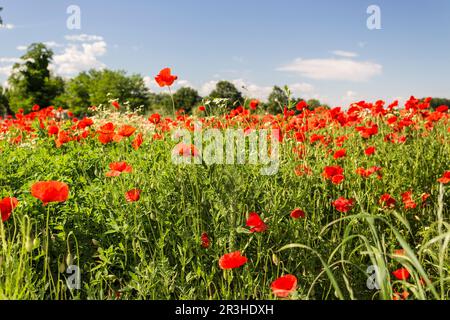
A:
[
  {"left": 0, "top": 112, "right": 449, "bottom": 299},
  {"left": 60, "top": 69, "right": 150, "bottom": 115},
  {"left": 429, "top": 98, "right": 450, "bottom": 110},
  {"left": 172, "top": 87, "right": 202, "bottom": 114},
  {"left": 147, "top": 92, "right": 173, "bottom": 115},
  {"left": 7, "top": 43, "right": 64, "bottom": 113},
  {"left": 265, "top": 86, "right": 289, "bottom": 114},
  {"left": 208, "top": 81, "right": 243, "bottom": 109}
]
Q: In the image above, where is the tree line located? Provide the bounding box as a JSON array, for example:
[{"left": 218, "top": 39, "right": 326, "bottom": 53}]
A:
[{"left": 1, "top": 43, "right": 447, "bottom": 117}]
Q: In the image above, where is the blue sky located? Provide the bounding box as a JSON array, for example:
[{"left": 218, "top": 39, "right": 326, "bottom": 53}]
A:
[{"left": 1, "top": 0, "right": 449, "bottom": 107}]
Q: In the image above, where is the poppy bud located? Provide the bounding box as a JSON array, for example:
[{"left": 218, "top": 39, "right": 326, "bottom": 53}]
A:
[
  {"left": 272, "top": 253, "right": 279, "bottom": 266},
  {"left": 58, "top": 260, "right": 66, "bottom": 273},
  {"left": 25, "top": 237, "right": 34, "bottom": 252},
  {"left": 66, "top": 253, "right": 74, "bottom": 266}
]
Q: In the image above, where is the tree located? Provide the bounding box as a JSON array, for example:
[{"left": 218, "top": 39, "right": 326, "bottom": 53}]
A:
[
  {"left": 306, "top": 99, "right": 322, "bottom": 110},
  {"left": 0, "top": 7, "right": 3, "bottom": 26},
  {"left": 173, "top": 87, "right": 202, "bottom": 113},
  {"left": 7, "top": 43, "right": 64, "bottom": 112},
  {"left": 265, "top": 86, "right": 289, "bottom": 114},
  {"left": 147, "top": 92, "right": 173, "bottom": 115},
  {"left": 428, "top": 98, "right": 450, "bottom": 110},
  {"left": 208, "top": 81, "right": 243, "bottom": 108},
  {"left": 59, "top": 69, "right": 150, "bottom": 115}
]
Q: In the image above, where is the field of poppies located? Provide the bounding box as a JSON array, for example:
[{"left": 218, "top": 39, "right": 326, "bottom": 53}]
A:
[{"left": 0, "top": 70, "right": 449, "bottom": 300}]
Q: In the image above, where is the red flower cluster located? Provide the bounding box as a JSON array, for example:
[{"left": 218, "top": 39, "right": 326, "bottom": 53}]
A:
[
  {"left": 106, "top": 162, "right": 133, "bottom": 177},
  {"left": 379, "top": 193, "right": 396, "bottom": 208},
  {"left": 322, "top": 165, "right": 345, "bottom": 185},
  {"left": 332, "top": 197, "right": 354, "bottom": 213},
  {"left": 401, "top": 191, "right": 417, "bottom": 210}
]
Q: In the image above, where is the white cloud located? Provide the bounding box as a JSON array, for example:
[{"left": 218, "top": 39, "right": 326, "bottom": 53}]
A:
[
  {"left": 177, "top": 79, "right": 194, "bottom": 88},
  {"left": 332, "top": 50, "right": 359, "bottom": 58},
  {"left": 289, "top": 83, "right": 315, "bottom": 95},
  {"left": 0, "top": 57, "right": 21, "bottom": 63},
  {"left": 199, "top": 80, "right": 218, "bottom": 96},
  {"left": 65, "top": 34, "right": 104, "bottom": 42},
  {"left": 0, "top": 24, "right": 14, "bottom": 30},
  {"left": 278, "top": 57, "right": 382, "bottom": 81},
  {"left": 52, "top": 41, "right": 107, "bottom": 76},
  {"left": 43, "top": 41, "right": 64, "bottom": 48},
  {"left": 232, "top": 56, "right": 245, "bottom": 63},
  {"left": 143, "top": 76, "right": 154, "bottom": 89},
  {"left": 197, "top": 79, "right": 317, "bottom": 101},
  {"left": 16, "top": 45, "right": 27, "bottom": 51},
  {"left": 232, "top": 79, "right": 273, "bottom": 100},
  {"left": 0, "top": 65, "right": 13, "bottom": 77},
  {"left": 342, "top": 90, "right": 358, "bottom": 103},
  {"left": 358, "top": 42, "right": 367, "bottom": 48}
]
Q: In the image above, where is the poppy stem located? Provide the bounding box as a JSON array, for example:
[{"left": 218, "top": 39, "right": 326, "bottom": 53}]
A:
[
  {"left": 168, "top": 86, "right": 176, "bottom": 119},
  {"left": 43, "top": 205, "right": 51, "bottom": 283}
]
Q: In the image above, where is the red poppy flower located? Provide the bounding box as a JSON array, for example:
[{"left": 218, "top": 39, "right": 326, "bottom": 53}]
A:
[
  {"left": 332, "top": 197, "right": 354, "bottom": 213},
  {"left": 379, "top": 193, "right": 396, "bottom": 208},
  {"left": 436, "top": 105, "right": 448, "bottom": 113},
  {"left": 97, "top": 122, "right": 116, "bottom": 144},
  {"left": 98, "top": 122, "right": 115, "bottom": 134},
  {"left": 421, "top": 193, "right": 431, "bottom": 206},
  {"left": 322, "top": 165, "right": 344, "bottom": 185},
  {"left": 112, "top": 101, "right": 120, "bottom": 110},
  {"left": 393, "top": 249, "right": 405, "bottom": 256},
  {"left": 148, "top": 113, "right": 161, "bottom": 124},
  {"left": 132, "top": 133, "right": 144, "bottom": 150},
  {"left": 356, "top": 166, "right": 382, "bottom": 178},
  {"left": 219, "top": 251, "right": 248, "bottom": 270},
  {"left": 438, "top": 171, "right": 450, "bottom": 184},
  {"left": 77, "top": 117, "right": 94, "bottom": 130},
  {"left": 296, "top": 100, "right": 308, "bottom": 111},
  {"left": 47, "top": 125, "right": 59, "bottom": 136},
  {"left": 333, "top": 149, "right": 346, "bottom": 159},
  {"left": 0, "top": 197, "right": 19, "bottom": 222},
  {"left": 117, "top": 125, "right": 137, "bottom": 137},
  {"left": 356, "top": 123, "right": 378, "bottom": 139},
  {"left": 294, "top": 164, "right": 312, "bottom": 176},
  {"left": 98, "top": 133, "right": 114, "bottom": 144},
  {"left": 155, "top": 68, "right": 178, "bottom": 87},
  {"left": 201, "top": 232, "right": 210, "bottom": 248},
  {"left": 246, "top": 212, "right": 267, "bottom": 233},
  {"left": 392, "top": 290, "right": 410, "bottom": 300},
  {"left": 392, "top": 268, "right": 410, "bottom": 281},
  {"left": 31, "top": 181, "right": 69, "bottom": 205},
  {"left": 198, "top": 105, "right": 206, "bottom": 112},
  {"left": 290, "top": 208, "right": 305, "bottom": 219},
  {"left": 401, "top": 191, "right": 417, "bottom": 210},
  {"left": 125, "top": 189, "right": 141, "bottom": 202},
  {"left": 365, "top": 146, "right": 376, "bottom": 156},
  {"left": 249, "top": 99, "right": 259, "bottom": 110},
  {"left": 106, "top": 162, "right": 133, "bottom": 177},
  {"left": 271, "top": 275, "right": 298, "bottom": 298},
  {"left": 173, "top": 143, "right": 200, "bottom": 157}
]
